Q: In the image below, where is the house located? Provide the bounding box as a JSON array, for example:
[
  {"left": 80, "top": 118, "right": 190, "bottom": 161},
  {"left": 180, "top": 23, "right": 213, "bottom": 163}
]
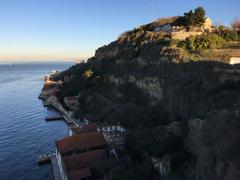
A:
[
  {"left": 68, "top": 167, "right": 91, "bottom": 180},
  {"left": 40, "top": 84, "right": 59, "bottom": 99},
  {"left": 154, "top": 17, "right": 213, "bottom": 40},
  {"left": 155, "top": 24, "right": 172, "bottom": 32},
  {"left": 70, "top": 124, "right": 98, "bottom": 136},
  {"left": 55, "top": 132, "right": 108, "bottom": 180},
  {"left": 39, "top": 77, "right": 63, "bottom": 99},
  {"left": 203, "top": 17, "right": 212, "bottom": 31},
  {"left": 56, "top": 132, "right": 107, "bottom": 156},
  {"left": 45, "top": 76, "right": 62, "bottom": 86},
  {"left": 100, "top": 125, "right": 126, "bottom": 146},
  {"left": 64, "top": 96, "right": 80, "bottom": 110},
  {"left": 63, "top": 149, "right": 107, "bottom": 180}
]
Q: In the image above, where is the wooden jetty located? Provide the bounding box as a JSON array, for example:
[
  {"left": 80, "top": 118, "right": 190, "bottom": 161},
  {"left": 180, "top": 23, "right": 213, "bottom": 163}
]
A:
[
  {"left": 45, "top": 116, "right": 63, "bottom": 121},
  {"left": 38, "top": 153, "right": 55, "bottom": 165}
]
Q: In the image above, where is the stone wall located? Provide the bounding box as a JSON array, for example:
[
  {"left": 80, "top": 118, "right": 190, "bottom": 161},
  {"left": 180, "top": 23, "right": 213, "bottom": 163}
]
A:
[{"left": 171, "top": 31, "right": 203, "bottom": 40}]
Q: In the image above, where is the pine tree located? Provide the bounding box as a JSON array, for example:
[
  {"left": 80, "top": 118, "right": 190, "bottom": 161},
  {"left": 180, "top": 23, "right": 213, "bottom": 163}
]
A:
[{"left": 194, "top": 7, "right": 206, "bottom": 26}]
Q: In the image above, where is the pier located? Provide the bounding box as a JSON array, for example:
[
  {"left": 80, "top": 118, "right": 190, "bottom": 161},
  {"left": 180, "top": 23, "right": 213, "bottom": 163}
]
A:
[
  {"left": 45, "top": 115, "right": 63, "bottom": 121},
  {"left": 37, "top": 153, "right": 55, "bottom": 165},
  {"left": 45, "top": 96, "right": 79, "bottom": 127}
]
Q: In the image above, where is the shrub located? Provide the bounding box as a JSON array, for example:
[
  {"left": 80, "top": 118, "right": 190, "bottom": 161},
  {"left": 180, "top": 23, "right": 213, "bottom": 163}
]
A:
[
  {"left": 182, "top": 34, "right": 226, "bottom": 51},
  {"left": 82, "top": 69, "right": 93, "bottom": 79},
  {"left": 216, "top": 26, "right": 239, "bottom": 41},
  {"left": 178, "top": 41, "right": 187, "bottom": 49}
]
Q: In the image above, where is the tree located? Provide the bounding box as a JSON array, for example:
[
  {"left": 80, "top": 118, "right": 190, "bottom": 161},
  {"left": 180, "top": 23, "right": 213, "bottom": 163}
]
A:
[
  {"left": 184, "top": 10, "right": 195, "bottom": 26},
  {"left": 178, "top": 7, "right": 206, "bottom": 27},
  {"left": 217, "top": 26, "right": 238, "bottom": 41},
  {"left": 194, "top": 7, "right": 206, "bottom": 26}
]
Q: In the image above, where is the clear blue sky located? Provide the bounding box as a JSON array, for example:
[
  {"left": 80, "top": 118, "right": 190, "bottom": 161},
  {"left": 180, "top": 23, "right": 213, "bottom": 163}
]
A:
[{"left": 0, "top": 0, "right": 239, "bottom": 61}]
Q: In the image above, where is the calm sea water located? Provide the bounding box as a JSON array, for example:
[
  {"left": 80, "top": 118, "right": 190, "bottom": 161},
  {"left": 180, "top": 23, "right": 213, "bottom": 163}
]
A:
[{"left": 0, "top": 62, "right": 73, "bottom": 180}]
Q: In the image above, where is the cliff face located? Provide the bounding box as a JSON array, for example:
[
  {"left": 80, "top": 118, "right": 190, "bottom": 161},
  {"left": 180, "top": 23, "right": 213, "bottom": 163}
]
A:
[
  {"left": 56, "top": 19, "right": 240, "bottom": 179},
  {"left": 108, "top": 75, "right": 163, "bottom": 104}
]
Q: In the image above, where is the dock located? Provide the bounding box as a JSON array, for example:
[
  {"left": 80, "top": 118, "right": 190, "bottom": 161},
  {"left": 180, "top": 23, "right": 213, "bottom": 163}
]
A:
[
  {"left": 37, "top": 153, "right": 55, "bottom": 165},
  {"left": 45, "top": 116, "right": 63, "bottom": 121},
  {"left": 51, "top": 155, "right": 62, "bottom": 180},
  {"left": 46, "top": 96, "right": 79, "bottom": 126}
]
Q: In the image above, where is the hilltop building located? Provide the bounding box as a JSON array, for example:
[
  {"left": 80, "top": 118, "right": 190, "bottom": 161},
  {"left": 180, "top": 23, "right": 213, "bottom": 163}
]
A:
[
  {"left": 154, "top": 17, "right": 213, "bottom": 40},
  {"left": 154, "top": 24, "right": 172, "bottom": 33},
  {"left": 203, "top": 17, "right": 212, "bottom": 30}
]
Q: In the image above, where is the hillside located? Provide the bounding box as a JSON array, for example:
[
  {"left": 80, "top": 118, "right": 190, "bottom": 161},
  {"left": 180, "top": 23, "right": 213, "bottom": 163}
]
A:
[{"left": 52, "top": 8, "right": 240, "bottom": 180}]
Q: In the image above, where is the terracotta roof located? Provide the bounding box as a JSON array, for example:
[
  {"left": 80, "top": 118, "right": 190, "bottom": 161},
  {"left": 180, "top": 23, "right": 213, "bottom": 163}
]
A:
[
  {"left": 43, "top": 84, "right": 57, "bottom": 90},
  {"left": 69, "top": 167, "right": 91, "bottom": 180},
  {"left": 56, "top": 132, "right": 107, "bottom": 154},
  {"left": 72, "top": 124, "right": 97, "bottom": 135},
  {"left": 63, "top": 149, "right": 107, "bottom": 172}
]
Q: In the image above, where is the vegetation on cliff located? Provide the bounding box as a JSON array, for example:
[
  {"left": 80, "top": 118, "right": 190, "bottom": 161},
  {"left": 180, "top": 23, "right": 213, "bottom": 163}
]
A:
[
  {"left": 54, "top": 7, "right": 240, "bottom": 180},
  {"left": 174, "top": 6, "right": 206, "bottom": 27},
  {"left": 178, "top": 33, "right": 226, "bottom": 50}
]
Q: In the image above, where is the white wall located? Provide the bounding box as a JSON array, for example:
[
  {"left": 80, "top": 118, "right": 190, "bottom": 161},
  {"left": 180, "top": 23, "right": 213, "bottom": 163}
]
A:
[{"left": 230, "top": 57, "right": 240, "bottom": 65}]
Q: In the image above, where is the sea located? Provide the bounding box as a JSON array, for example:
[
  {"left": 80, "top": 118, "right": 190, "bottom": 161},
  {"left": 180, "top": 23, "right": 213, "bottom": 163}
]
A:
[{"left": 0, "top": 62, "right": 74, "bottom": 180}]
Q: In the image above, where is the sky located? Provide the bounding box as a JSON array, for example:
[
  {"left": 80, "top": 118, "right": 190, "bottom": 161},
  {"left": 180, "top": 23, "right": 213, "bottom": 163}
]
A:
[{"left": 0, "top": 0, "right": 239, "bottom": 62}]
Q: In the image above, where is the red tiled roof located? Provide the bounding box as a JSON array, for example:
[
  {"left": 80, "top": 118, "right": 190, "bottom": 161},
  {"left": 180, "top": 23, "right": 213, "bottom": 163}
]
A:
[
  {"left": 63, "top": 149, "right": 107, "bottom": 172},
  {"left": 72, "top": 124, "right": 97, "bottom": 135},
  {"left": 56, "top": 132, "right": 107, "bottom": 154},
  {"left": 69, "top": 167, "right": 91, "bottom": 180},
  {"left": 43, "top": 84, "right": 57, "bottom": 90}
]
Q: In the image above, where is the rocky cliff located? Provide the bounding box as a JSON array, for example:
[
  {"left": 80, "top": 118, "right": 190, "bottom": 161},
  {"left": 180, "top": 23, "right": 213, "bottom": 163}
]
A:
[{"left": 54, "top": 17, "right": 240, "bottom": 180}]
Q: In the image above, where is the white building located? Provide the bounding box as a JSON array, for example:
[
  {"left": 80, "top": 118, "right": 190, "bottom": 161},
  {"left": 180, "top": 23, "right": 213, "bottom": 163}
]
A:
[
  {"left": 64, "top": 96, "right": 80, "bottom": 110},
  {"left": 203, "top": 17, "right": 212, "bottom": 31},
  {"left": 100, "top": 125, "right": 126, "bottom": 146},
  {"left": 154, "top": 17, "right": 212, "bottom": 33},
  {"left": 155, "top": 24, "right": 172, "bottom": 33},
  {"left": 230, "top": 57, "right": 240, "bottom": 65}
]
